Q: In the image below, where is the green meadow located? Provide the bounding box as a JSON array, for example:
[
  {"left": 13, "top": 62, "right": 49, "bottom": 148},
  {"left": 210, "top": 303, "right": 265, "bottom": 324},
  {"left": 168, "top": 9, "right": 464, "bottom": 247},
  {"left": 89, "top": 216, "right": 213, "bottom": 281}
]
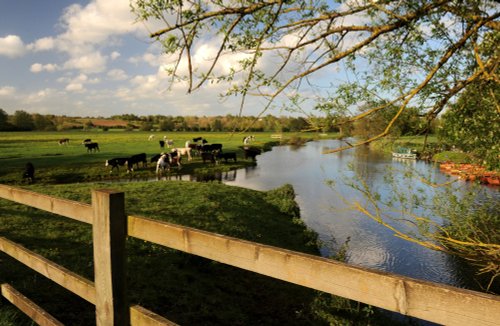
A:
[{"left": 0, "top": 131, "right": 294, "bottom": 184}]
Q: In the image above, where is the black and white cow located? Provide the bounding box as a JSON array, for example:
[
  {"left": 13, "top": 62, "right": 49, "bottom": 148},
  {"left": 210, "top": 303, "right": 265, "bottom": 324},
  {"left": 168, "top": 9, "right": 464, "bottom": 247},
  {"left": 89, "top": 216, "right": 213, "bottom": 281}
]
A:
[
  {"left": 156, "top": 154, "right": 171, "bottom": 175},
  {"left": 85, "top": 142, "right": 99, "bottom": 153},
  {"left": 105, "top": 157, "right": 128, "bottom": 173},
  {"left": 168, "top": 150, "right": 182, "bottom": 168},
  {"left": 22, "top": 162, "right": 35, "bottom": 183}
]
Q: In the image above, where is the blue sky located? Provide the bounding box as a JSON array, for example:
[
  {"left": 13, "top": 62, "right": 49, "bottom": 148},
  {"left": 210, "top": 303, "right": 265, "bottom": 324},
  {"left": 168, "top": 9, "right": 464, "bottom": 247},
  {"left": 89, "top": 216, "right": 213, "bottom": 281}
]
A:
[{"left": 0, "top": 0, "right": 274, "bottom": 117}]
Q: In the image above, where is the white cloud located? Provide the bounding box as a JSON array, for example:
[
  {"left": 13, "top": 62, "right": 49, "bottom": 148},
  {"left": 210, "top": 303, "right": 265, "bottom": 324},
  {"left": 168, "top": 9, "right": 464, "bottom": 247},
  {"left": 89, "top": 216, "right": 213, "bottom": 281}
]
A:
[
  {"left": 30, "top": 63, "right": 59, "bottom": 73},
  {"left": 108, "top": 69, "right": 128, "bottom": 80},
  {"left": 66, "top": 83, "right": 84, "bottom": 92},
  {"left": 0, "top": 35, "right": 26, "bottom": 58},
  {"left": 110, "top": 51, "right": 121, "bottom": 60},
  {"left": 62, "top": 73, "right": 100, "bottom": 92},
  {"left": 60, "top": 0, "right": 139, "bottom": 43},
  {"left": 25, "top": 88, "right": 59, "bottom": 103},
  {"left": 0, "top": 86, "right": 16, "bottom": 96},
  {"left": 129, "top": 52, "right": 161, "bottom": 66},
  {"left": 63, "top": 52, "right": 107, "bottom": 73},
  {"left": 26, "top": 0, "right": 147, "bottom": 74},
  {"left": 28, "top": 37, "right": 56, "bottom": 52}
]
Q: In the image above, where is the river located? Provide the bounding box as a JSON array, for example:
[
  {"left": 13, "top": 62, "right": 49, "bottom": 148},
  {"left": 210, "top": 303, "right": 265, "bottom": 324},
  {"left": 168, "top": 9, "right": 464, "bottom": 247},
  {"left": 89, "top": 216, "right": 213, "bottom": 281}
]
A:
[{"left": 218, "top": 139, "right": 498, "bottom": 292}]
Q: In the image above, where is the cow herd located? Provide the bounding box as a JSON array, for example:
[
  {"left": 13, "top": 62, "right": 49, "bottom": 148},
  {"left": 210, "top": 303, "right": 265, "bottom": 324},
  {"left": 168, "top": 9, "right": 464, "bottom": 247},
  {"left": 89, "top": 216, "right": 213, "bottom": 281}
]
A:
[
  {"left": 102, "top": 136, "right": 262, "bottom": 176},
  {"left": 22, "top": 135, "right": 261, "bottom": 183},
  {"left": 24, "top": 135, "right": 263, "bottom": 183}
]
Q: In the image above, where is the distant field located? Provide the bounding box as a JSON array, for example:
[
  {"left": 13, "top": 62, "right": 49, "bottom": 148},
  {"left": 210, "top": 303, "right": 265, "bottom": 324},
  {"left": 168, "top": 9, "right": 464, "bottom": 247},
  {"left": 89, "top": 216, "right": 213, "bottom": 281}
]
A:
[{"left": 0, "top": 131, "right": 329, "bottom": 184}]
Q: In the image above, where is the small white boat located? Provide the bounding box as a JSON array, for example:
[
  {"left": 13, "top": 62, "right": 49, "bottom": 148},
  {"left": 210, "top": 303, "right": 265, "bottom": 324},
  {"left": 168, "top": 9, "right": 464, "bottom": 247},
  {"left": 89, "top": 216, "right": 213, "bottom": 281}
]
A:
[{"left": 392, "top": 147, "right": 417, "bottom": 159}]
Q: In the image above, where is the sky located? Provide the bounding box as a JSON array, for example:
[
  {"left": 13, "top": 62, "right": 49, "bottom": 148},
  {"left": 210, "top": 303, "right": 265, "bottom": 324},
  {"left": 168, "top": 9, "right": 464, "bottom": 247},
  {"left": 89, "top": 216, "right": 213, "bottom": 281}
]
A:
[{"left": 0, "top": 0, "right": 280, "bottom": 118}]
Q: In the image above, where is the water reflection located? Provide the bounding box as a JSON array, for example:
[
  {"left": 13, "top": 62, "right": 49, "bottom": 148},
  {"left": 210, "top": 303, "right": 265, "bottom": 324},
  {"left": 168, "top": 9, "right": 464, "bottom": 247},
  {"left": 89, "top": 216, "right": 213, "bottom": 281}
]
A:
[
  {"left": 223, "top": 139, "right": 497, "bottom": 291},
  {"left": 154, "top": 170, "right": 238, "bottom": 182}
]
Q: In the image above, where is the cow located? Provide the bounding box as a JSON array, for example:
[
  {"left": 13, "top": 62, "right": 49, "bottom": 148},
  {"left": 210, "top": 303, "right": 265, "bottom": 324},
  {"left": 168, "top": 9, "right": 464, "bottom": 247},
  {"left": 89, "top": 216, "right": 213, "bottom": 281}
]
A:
[
  {"left": 156, "top": 152, "right": 181, "bottom": 175},
  {"left": 85, "top": 142, "right": 99, "bottom": 153},
  {"left": 243, "top": 135, "right": 255, "bottom": 146},
  {"left": 163, "top": 138, "right": 174, "bottom": 148},
  {"left": 173, "top": 147, "right": 192, "bottom": 161},
  {"left": 217, "top": 152, "right": 237, "bottom": 163},
  {"left": 168, "top": 150, "right": 182, "bottom": 168},
  {"left": 82, "top": 139, "right": 92, "bottom": 144},
  {"left": 22, "top": 162, "right": 35, "bottom": 184},
  {"left": 192, "top": 137, "right": 203, "bottom": 142},
  {"left": 58, "top": 138, "right": 69, "bottom": 145},
  {"left": 156, "top": 154, "right": 171, "bottom": 175},
  {"left": 188, "top": 143, "right": 203, "bottom": 156},
  {"left": 148, "top": 134, "right": 155, "bottom": 141},
  {"left": 201, "top": 143, "right": 223, "bottom": 153},
  {"left": 125, "top": 153, "right": 147, "bottom": 172},
  {"left": 201, "top": 151, "right": 217, "bottom": 164},
  {"left": 244, "top": 147, "right": 261, "bottom": 161},
  {"left": 105, "top": 158, "right": 128, "bottom": 173},
  {"left": 150, "top": 153, "right": 162, "bottom": 163},
  {"left": 159, "top": 140, "right": 165, "bottom": 149}
]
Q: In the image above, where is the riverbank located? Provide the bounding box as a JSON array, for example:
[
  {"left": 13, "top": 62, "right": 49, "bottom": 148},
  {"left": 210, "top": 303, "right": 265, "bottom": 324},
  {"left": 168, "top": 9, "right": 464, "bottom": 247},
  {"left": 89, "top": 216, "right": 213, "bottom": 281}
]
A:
[{"left": 370, "top": 136, "right": 499, "bottom": 171}]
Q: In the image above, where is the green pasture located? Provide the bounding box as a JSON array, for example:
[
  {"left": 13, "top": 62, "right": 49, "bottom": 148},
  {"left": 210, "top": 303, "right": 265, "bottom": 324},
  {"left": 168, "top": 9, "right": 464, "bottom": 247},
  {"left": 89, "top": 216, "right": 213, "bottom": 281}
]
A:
[
  {"left": 0, "top": 181, "right": 391, "bottom": 325},
  {"left": 0, "top": 131, "right": 326, "bottom": 185}
]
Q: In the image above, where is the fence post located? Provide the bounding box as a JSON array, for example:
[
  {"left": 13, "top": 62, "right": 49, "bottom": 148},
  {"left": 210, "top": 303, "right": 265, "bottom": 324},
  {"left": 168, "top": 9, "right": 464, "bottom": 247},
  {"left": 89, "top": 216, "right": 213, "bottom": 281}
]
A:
[{"left": 92, "top": 189, "right": 129, "bottom": 326}]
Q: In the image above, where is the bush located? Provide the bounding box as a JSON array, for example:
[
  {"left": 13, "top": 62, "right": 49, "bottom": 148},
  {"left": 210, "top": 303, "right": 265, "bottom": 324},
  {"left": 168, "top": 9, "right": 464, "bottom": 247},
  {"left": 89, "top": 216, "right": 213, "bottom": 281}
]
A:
[{"left": 265, "top": 184, "right": 300, "bottom": 218}]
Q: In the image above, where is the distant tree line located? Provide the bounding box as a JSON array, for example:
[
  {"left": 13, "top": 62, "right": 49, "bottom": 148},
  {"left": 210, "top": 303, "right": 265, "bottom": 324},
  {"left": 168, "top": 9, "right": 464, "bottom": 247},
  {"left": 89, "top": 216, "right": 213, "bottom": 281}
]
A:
[
  {"left": 0, "top": 109, "right": 316, "bottom": 132},
  {"left": 0, "top": 107, "right": 439, "bottom": 136},
  {"left": 117, "top": 114, "right": 315, "bottom": 133}
]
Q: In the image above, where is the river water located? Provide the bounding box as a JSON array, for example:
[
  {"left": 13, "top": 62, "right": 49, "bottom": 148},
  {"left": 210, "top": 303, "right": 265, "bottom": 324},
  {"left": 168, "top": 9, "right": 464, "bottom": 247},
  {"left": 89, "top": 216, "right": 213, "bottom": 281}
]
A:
[{"left": 217, "top": 139, "right": 498, "bottom": 291}]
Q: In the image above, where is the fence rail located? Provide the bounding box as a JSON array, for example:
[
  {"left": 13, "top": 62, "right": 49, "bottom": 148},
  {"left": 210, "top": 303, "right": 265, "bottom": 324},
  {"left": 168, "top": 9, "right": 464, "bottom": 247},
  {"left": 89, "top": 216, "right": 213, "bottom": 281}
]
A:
[{"left": 0, "top": 184, "right": 499, "bottom": 325}]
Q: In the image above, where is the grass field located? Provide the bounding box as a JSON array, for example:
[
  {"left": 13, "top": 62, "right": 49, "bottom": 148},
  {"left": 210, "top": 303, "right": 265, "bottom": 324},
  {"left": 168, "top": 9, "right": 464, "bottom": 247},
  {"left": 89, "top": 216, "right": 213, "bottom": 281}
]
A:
[
  {"left": 0, "top": 182, "right": 326, "bottom": 325},
  {"left": 0, "top": 131, "right": 330, "bottom": 185}
]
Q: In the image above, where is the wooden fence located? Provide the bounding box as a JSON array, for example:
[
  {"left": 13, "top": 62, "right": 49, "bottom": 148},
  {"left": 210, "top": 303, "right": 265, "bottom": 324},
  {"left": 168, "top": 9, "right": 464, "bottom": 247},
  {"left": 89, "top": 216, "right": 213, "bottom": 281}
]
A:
[{"left": 0, "top": 184, "right": 499, "bottom": 325}]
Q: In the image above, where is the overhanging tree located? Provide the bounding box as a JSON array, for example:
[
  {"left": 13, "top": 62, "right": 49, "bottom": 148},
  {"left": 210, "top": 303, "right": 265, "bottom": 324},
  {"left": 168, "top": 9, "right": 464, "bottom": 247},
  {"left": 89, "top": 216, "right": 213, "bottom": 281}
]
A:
[
  {"left": 132, "top": 0, "right": 499, "bottom": 152},
  {"left": 132, "top": 0, "right": 500, "bottom": 290}
]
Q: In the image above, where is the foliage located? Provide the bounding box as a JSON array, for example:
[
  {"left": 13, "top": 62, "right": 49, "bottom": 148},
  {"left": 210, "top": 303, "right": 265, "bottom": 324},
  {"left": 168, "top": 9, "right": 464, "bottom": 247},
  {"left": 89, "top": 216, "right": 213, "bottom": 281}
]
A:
[
  {"left": 352, "top": 104, "right": 424, "bottom": 139},
  {"left": 265, "top": 184, "right": 301, "bottom": 218},
  {"left": 0, "top": 108, "right": 13, "bottom": 131},
  {"left": 32, "top": 113, "right": 56, "bottom": 131},
  {"left": 131, "top": 0, "right": 500, "bottom": 152},
  {"left": 439, "top": 79, "right": 500, "bottom": 169},
  {"left": 139, "top": 121, "right": 154, "bottom": 131},
  {"left": 10, "top": 110, "right": 34, "bottom": 131}
]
